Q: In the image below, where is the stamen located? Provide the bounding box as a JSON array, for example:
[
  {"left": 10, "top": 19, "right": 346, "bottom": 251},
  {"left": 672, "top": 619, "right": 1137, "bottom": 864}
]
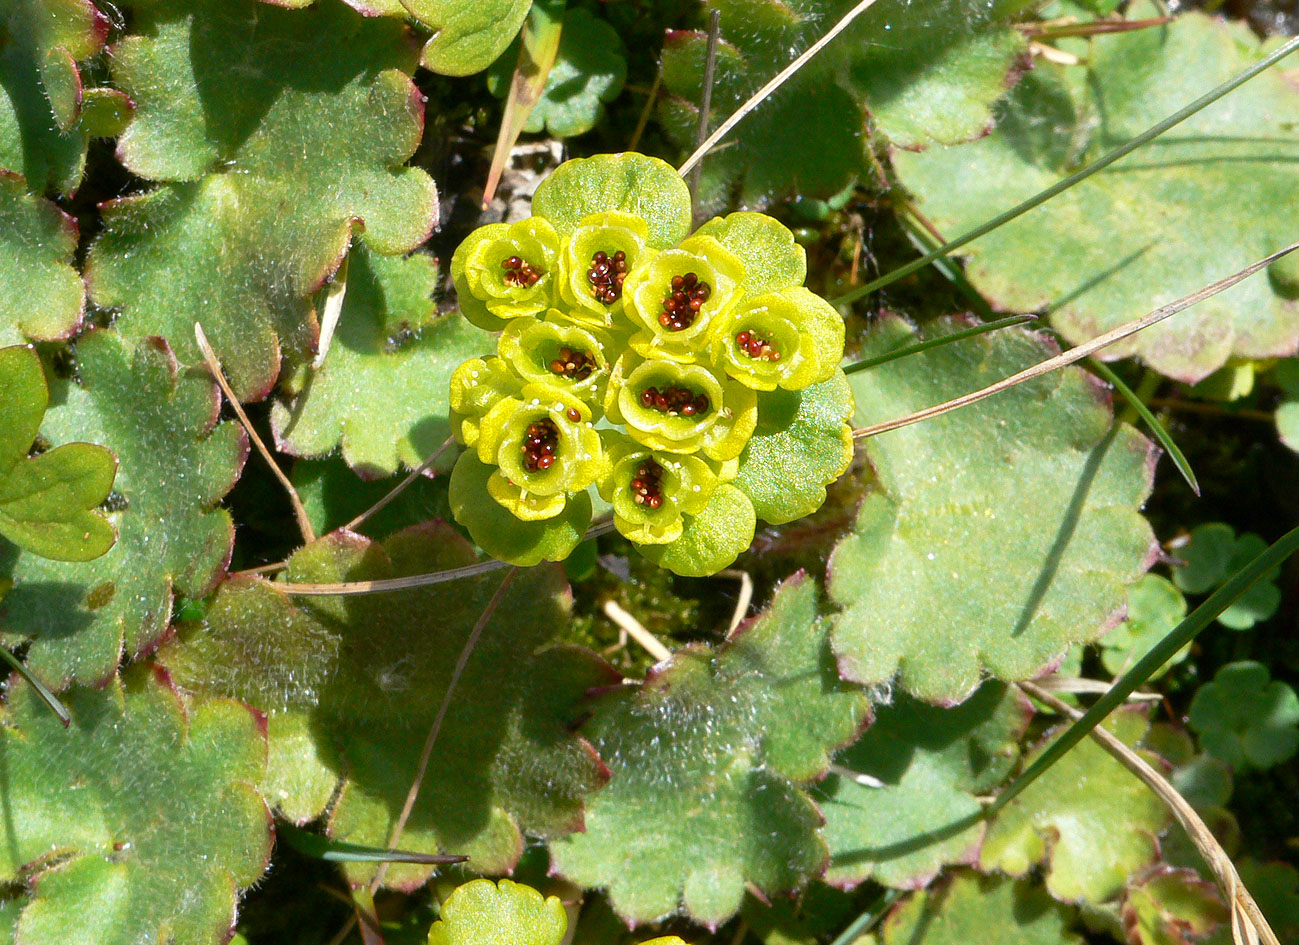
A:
[
  {"left": 658, "top": 271, "right": 711, "bottom": 331},
  {"left": 548, "top": 345, "right": 597, "bottom": 381},
  {"left": 502, "top": 255, "right": 544, "bottom": 287},
  {"left": 735, "top": 329, "right": 782, "bottom": 362},
  {"left": 638, "top": 385, "right": 710, "bottom": 417},
  {"left": 519, "top": 418, "right": 559, "bottom": 472},
  {"left": 587, "top": 249, "right": 629, "bottom": 304},
  {"left": 629, "top": 459, "right": 665, "bottom": 509}
]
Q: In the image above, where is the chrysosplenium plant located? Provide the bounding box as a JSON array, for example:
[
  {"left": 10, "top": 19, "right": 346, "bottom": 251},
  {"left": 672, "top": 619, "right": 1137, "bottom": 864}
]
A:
[{"left": 448, "top": 154, "right": 854, "bottom": 575}]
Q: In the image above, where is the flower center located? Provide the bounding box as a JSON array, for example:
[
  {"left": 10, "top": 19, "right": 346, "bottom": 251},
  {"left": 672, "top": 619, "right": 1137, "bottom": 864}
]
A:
[
  {"left": 548, "top": 346, "right": 598, "bottom": 381},
  {"left": 630, "top": 460, "right": 664, "bottom": 509},
  {"left": 638, "top": 385, "right": 710, "bottom": 418},
  {"left": 520, "top": 418, "right": 559, "bottom": 472},
  {"left": 658, "top": 272, "right": 711, "bottom": 332},
  {"left": 587, "top": 250, "right": 628, "bottom": 304},
  {"left": 502, "top": 255, "right": 543, "bottom": 287},
  {"left": 735, "top": 329, "right": 782, "bottom": 362}
]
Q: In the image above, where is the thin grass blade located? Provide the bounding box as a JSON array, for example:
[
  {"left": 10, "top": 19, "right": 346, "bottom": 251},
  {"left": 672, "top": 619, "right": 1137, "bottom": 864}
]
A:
[
  {"left": 0, "top": 645, "right": 69, "bottom": 726},
  {"left": 277, "top": 822, "right": 467, "bottom": 865},
  {"left": 1087, "top": 357, "right": 1198, "bottom": 495},
  {"left": 842, "top": 314, "right": 1037, "bottom": 376}
]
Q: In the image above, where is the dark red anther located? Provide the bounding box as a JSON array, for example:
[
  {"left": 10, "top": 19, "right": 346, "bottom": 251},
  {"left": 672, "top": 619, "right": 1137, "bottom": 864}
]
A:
[
  {"left": 566, "top": 407, "right": 581, "bottom": 422},
  {"left": 637, "top": 385, "right": 709, "bottom": 418},
  {"left": 629, "top": 460, "right": 665, "bottom": 509},
  {"left": 548, "top": 347, "right": 597, "bottom": 381},
  {"left": 502, "top": 255, "right": 543, "bottom": 287},
  {"left": 735, "top": 328, "right": 781, "bottom": 363},
  {"left": 658, "top": 272, "right": 711, "bottom": 331},
  {"left": 520, "top": 419, "right": 560, "bottom": 473},
  {"left": 587, "top": 248, "right": 630, "bottom": 304}
]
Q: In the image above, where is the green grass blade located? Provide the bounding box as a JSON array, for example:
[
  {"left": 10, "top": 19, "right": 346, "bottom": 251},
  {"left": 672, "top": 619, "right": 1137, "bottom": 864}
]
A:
[
  {"left": 0, "top": 646, "right": 69, "bottom": 727},
  {"left": 277, "top": 822, "right": 467, "bottom": 865},
  {"left": 829, "top": 888, "right": 905, "bottom": 945},
  {"left": 843, "top": 315, "right": 1037, "bottom": 376},
  {"left": 831, "top": 34, "right": 1299, "bottom": 307},
  {"left": 986, "top": 522, "right": 1299, "bottom": 817},
  {"left": 1087, "top": 358, "right": 1198, "bottom": 496}
]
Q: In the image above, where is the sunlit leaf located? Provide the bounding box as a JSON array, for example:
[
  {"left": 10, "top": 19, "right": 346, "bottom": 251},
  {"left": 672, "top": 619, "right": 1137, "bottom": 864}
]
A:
[
  {"left": 830, "top": 316, "right": 1157, "bottom": 702},
  {"left": 550, "top": 574, "right": 870, "bottom": 926},
  {"left": 0, "top": 666, "right": 272, "bottom": 945},
  {"left": 0, "top": 330, "right": 246, "bottom": 688}
]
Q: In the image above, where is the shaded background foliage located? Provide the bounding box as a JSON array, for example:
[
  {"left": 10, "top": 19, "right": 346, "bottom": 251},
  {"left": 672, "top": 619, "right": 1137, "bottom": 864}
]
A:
[{"left": 0, "top": 0, "right": 1295, "bottom": 943}]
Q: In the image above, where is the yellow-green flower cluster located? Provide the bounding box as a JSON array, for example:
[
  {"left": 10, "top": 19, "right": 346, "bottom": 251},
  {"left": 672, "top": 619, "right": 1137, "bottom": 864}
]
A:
[{"left": 446, "top": 154, "right": 851, "bottom": 574}]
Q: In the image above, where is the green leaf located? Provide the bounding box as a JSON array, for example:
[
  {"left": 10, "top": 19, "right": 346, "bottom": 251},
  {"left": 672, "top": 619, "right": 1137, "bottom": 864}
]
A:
[
  {"left": 1171, "top": 523, "right": 1280, "bottom": 630},
  {"left": 486, "top": 9, "right": 627, "bottom": 139},
  {"left": 733, "top": 373, "right": 853, "bottom": 526},
  {"left": 1188, "top": 660, "right": 1299, "bottom": 770},
  {"left": 449, "top": 450, "right": 594, "bottom": 568},
  {"left": 86, "top": 0, "right": 438, "bottom": 400},
  {"left": 0, "top": 345, "right": 116, "bottom": 562},
  {"left": 892, "top": 8, "right": 1299, "bottom": 383},
  {"left": 0, "top": 0, "right": 106, "bottom": 194},
  {"left": 0, "top": 330, "right": 246, "bottom": 688},
  {"left": 427, "top": 879, "right": 567, "bottom": 945},
  {"left": 0, "top": 172, "right": 85, "bottom": 346},
  {"left": 1120, "top": 867, "right": 1226, "bottom": 945},
  {"left": 830, "top": 316, "right": 1157, "bottom": 702},
  {"left": 980, "top": 705, "right": 1173, "bottom": 904},
  {"left": 0, "top": 666, "right": 272, "bottom": 945},
  {"left": 403, "top": 0, "right": 531, "bottom": 76},
  {"left": 157, "top": 522, "right": 611, "bottom": 886},
  {"left": 531, "top": 152, "right": 692, "bottom": 251},
  {"left": 273, "top": 247, "right": 491, "bottom": 477},
  {"left": 1098, "top": 574, "right": 1190, "bottom": 680},
  {"left": 879, "top": 871, "right": 1083, "bottom": 945},
  {"left": 550, "top": 574, "right": 870, "bottom": 926},
  {"left": 693, "top": 212, "right": 807, "bottom": 297},
  {"left": 817, "top": 682, "right": 1031, "bottom": 889},
  {"left": 638, "top": 482, "right": 756, "bottom": 577},
  {"left": 657, "top": 0, "right": 1030, "bottom": 212}
]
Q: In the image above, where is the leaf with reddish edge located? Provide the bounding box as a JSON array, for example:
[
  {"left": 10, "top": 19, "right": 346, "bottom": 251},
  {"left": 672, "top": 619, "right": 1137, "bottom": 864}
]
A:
[
  {"left": 1120, "top": 866, "right": 1227, "bottom": 945},
  {"left": 879, "top": 870, "right": 1084, "bottom": 945},
  {"left": 892, "top": 7, "right": 1299, "bottom": 383},
  {"left": 0, "top": 330, "right": 247, "bottom": 689},
  {"left": 550, "top": 574, "right": 870, "bottom": 927},
  {"left": 0, "top": 0, "right": 109, "bottom": 194},
  {"left": 0, "top": 664, "right": 272, "bottom": 945},
  {"left": 830, "top": 314, "right": 1158, "bottom": 704},
  {"left": 0, "top": 171, "right": 84, "bottom": 347},
  {"left": 86, "top": 0, "right": 438, "bottom": 400},
  {"left": 157, "top": 521, "right": 612, "bottom": 889}
]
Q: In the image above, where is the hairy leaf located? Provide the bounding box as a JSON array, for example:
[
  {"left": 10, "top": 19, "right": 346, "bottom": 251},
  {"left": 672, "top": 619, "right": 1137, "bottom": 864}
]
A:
[
  {"left": 893, "top": 8, "right": 1299, "bottom": 383},
  {"left": 0, "top": 345, "right": 116, "bottom": 562},
  {"left": 657, "top": 0, "right": 1030, "bottom": 212},
  {"left": 1188, "top": 661, "right": 1299, "bottom": 770},
  {"left": 878, "top": 871, "right": 1084, "bottom": 945},
  {"left": 816, "top": 682, "right": 1031, "bottom": 889},
  {"left": 427, "top": 879, "right": 567, "bottom": 945},
  {"left": 0, "top": 173, "right": 84, "bottom": 347},
  {"left": 830, "top": 316, "right": 1157, "bottom": 702},
  {"left": 273, "top": 247, "right": 491, "bottom": 477},
  {"left": 550, "top": 574, "right": 870, "bottom": 926},
  {"left": 158, "top": 522, "right": 610, "bottom": 887},
  {"left": 87, "top": 0, "right": 438, "bottom": 400},
  {"left": 0, "top": 330, "right": 246, "bottom": 688},
  {"left": 980, "top": 705, "right": 1173, "bottom": 904},
  {"left": 0, "top": 666, "right": 272, "bottom": 945},
  {"left": 0, "top": 0, "right": 107, "bottom": 194},
  {"left": 487, "top": 9, "right": 627, "bottom": 139}
]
